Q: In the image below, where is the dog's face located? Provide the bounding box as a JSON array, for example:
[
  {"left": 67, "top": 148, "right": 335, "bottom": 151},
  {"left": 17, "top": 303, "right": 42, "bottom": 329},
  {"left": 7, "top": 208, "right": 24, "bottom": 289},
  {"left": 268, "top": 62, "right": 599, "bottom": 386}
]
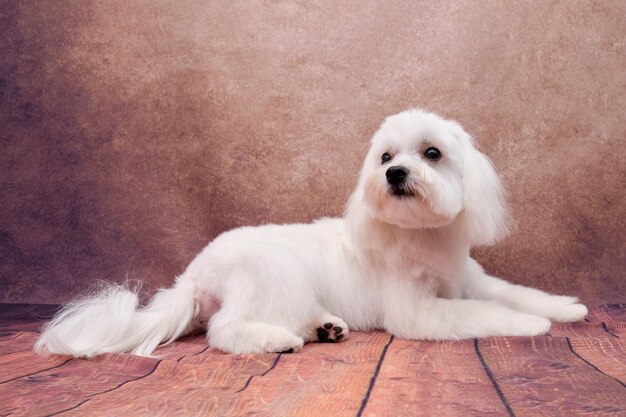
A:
[
  {"left": 357, "top": 109, "right": 508, "bottom": 246},
  {"left": 361, "top": 111, "right": 465, "bottom": 229}
]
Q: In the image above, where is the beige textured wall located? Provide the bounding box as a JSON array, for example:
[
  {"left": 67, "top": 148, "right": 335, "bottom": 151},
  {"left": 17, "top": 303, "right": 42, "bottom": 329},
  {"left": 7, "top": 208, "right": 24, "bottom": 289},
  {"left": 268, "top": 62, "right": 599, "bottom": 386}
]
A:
[{"left": 1, "top": 1, "right": 624, "bottom": 304}]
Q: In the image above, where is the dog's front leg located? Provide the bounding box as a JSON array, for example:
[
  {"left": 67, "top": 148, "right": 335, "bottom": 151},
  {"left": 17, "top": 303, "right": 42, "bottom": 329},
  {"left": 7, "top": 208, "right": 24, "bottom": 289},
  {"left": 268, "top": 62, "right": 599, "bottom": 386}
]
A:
[
  {"left": 381, "top": 277, "right": 551, "bottom": 340},
  {"left": 460, "top": 258, "right": 588, "bottom": 322}
]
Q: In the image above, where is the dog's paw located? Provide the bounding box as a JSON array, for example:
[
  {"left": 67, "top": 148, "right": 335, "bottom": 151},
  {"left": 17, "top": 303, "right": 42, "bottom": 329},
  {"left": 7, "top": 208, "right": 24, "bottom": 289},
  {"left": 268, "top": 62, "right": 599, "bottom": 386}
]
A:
[
  {"left": 313, "top": 314, "right": 349, "bottom": 343},
  {"left": 536, "top": 295, "right": 588, "bottom": 323},
  {"left": 266, "top": 333, "right": 304, "bottom": 353},
  {"left": 547, "top": 303, "right": 588, "bottom": 323},
  {"left": 317, "top": 322, "right": 346, "bottom": 343}
]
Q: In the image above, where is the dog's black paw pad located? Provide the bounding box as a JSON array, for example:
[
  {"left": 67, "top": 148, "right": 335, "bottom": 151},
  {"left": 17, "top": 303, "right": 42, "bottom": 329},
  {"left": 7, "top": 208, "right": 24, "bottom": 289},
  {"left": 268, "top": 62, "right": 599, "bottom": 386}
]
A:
[
  {"left": 317, "top": 327, "right": 330, "bottom": 342},
  {"left": 316, "top": 323, "right": 344, "bottom": 343}
]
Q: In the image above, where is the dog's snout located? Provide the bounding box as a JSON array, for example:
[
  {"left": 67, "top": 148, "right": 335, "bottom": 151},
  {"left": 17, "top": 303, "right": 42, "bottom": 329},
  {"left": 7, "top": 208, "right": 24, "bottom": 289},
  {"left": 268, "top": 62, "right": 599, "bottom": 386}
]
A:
[{"left": 386, "top": 166, "right": 408, "bottom": 185}]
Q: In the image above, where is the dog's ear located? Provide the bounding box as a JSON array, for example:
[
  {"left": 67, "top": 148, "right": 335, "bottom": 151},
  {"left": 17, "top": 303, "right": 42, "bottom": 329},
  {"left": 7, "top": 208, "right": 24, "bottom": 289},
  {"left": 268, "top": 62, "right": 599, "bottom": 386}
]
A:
[{"left": 454, "top": 125, "right": 509, "bottom": 246}]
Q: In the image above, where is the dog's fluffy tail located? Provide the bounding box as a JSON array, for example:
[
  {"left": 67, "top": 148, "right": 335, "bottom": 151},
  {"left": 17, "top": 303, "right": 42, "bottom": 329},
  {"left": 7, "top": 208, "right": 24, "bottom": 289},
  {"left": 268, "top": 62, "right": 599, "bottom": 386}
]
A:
[{"left": 35, "top": 277, "right": 198, "bottom": 358}]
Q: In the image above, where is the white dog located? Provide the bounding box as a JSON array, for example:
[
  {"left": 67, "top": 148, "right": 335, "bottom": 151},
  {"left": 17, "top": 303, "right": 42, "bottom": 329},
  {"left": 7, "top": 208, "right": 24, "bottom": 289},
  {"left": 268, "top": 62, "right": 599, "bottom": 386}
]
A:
[{"left": 36, "top": 109, "right": 588, "bottom": 357}]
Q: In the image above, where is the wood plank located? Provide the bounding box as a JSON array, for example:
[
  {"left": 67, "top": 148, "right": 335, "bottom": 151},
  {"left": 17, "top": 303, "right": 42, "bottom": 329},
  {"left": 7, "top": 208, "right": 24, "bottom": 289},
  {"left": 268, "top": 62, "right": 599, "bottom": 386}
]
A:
[
  {"left": 176, "top": 345, "right": 231, "bottom": 365},
  {"left": 586, "top": 304, "right": 626, "bottom": 325},
  {"left": 567, "top": 337, "right": 626, "bottom": 385},
  {"left": 0, "top": 331, "right": 38, "bottom": 355},
  {"left": 549, "top": 322, "right": 618, "bottom": 338},
  {"left": 0, "top": 353, "right": 159, "bottom": 416},
  {"left": 0, "top": 350, "right": 71, "bottom": 384},
  {"left": 361, "top": 338, "right": 510, "bottom": 417},
  {"left": 584, "top": 304, "right": 625, "bottom": 337},
  {"left": 478, "top": 337, "right": 626, "bottom": 416},
  {"left": 226, "top": 331, "right": 390, "bottom": 417},
  {"left": 0, "top": 304, "right": 623, "bottom": 417},
  {"left": 60, "top": 350, "right": 281, "bottom": 415},
  {"left": 0, "top": 355, "right": 159, "bottom": 416},
  {"left": 604, "top": 323, "right": 626, "bottom": 338},
  {"left": 61, "top": 331, "right": 389, "bottom": 416},
  {"left": 152, "top": 334, "right": 211, "bottom": 362}
]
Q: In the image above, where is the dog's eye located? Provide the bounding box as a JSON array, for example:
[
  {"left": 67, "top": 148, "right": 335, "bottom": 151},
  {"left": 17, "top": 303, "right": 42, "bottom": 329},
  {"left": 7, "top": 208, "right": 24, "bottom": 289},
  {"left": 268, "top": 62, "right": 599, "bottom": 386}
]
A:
[
  {"left": 424, "top": 147, "right": 441, "bottom": 161},
  {"left": 381, "top": 153, "right": 393, "bottom": 164}
]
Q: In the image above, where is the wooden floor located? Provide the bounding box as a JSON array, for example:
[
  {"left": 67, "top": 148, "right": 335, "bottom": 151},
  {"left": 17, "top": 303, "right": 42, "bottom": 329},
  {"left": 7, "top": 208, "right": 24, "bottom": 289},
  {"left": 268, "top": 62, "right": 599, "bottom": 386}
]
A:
[{"left": 0, "top": 304, "right": 624, "bottom": 416}]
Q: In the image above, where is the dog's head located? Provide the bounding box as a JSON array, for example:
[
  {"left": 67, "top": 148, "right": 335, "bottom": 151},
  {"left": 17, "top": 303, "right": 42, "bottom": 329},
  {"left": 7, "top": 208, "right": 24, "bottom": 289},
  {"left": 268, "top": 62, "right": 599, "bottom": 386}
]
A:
[{"left": 355, "top": 109, "right": 508, "bottom": 246}]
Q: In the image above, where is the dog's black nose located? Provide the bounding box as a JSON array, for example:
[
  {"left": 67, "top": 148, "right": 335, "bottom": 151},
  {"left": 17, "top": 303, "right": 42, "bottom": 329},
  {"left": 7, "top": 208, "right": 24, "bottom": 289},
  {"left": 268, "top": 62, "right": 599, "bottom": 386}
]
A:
[{"left": 386, "top": 166, "right": 408, "bottom": 185}]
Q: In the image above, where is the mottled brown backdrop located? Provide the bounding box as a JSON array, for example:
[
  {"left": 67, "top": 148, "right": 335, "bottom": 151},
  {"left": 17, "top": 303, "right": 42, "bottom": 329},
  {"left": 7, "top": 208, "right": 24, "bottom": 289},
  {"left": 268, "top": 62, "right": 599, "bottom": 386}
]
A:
[{"left": 1, "top": 1, "right": 624, "bottom": 304}]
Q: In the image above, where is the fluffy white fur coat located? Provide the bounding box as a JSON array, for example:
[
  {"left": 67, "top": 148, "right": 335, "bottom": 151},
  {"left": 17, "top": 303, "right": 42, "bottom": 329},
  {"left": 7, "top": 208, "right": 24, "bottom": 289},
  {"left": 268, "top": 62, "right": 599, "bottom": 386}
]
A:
[{"left": 36, "top": 109, "right": 587, "bottom": 357}]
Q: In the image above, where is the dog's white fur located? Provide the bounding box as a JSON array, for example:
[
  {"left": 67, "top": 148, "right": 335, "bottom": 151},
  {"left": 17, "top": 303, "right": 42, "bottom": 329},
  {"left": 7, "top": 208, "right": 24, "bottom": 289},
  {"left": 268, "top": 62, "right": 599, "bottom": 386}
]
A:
[{"left": 36, "top": 109, "right": 588, "bottom": 357}]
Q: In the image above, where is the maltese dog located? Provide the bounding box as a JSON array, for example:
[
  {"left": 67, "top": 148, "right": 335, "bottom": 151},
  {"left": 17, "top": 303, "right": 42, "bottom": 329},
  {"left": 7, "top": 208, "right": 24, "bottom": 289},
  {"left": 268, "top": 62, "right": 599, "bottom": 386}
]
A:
[{"left": 36, "top": 109, "right": 588, "bottom": 357}]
